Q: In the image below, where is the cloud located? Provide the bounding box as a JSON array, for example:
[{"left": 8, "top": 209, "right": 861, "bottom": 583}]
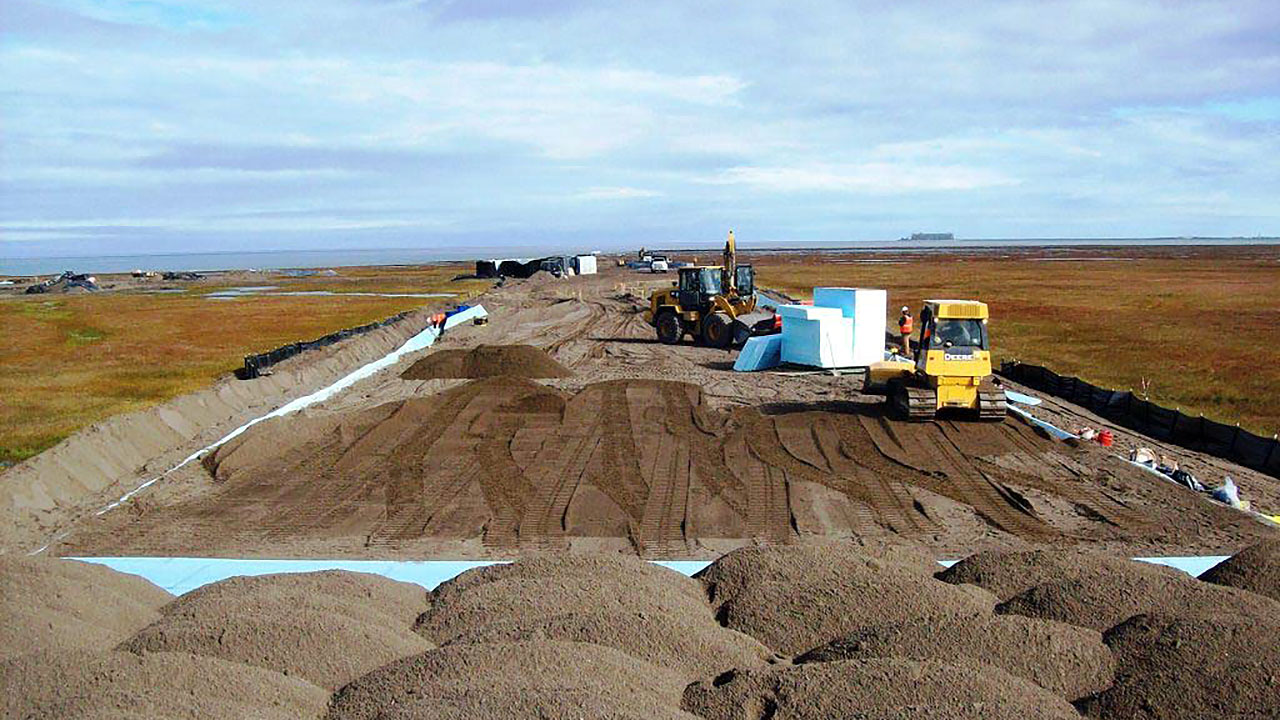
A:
[
  {"left": 1, "top": 0, "right": 1278, "bottom": 256},
  {"left": 704, "top": 164, "right": 1018, "bottom": 194},
  {"left": 575, "top": 186, "right": 663, "bottom": 200}
]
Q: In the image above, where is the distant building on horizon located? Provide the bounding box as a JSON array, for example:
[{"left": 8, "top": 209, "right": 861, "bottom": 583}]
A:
[{"left": 901, "top": 232, "right": 955, "bottom": 242}]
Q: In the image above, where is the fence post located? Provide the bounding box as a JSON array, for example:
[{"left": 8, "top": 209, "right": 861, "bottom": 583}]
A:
[{"left": 1266, "top": 435, "right": 1278, "bottom": 469}]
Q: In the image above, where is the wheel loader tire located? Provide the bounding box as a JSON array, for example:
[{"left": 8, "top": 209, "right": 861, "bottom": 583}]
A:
[
  {"left": 656, "top": 312, "right": 682, "bottom": 345},
  {"left": 702, "top": 312, "right": 733, "bottom": 349}
]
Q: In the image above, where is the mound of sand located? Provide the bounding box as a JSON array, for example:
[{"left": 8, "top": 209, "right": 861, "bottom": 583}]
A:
[
  {"left": 0, "top": 556, "right": 171, "bottom": 659},
  {"left": 682, "top": 658, "right": 1082, "bottom": 720},
  {"left": 1076, "top": 613, "right": 1280, "bottom": 719},
  {"left": 698, "top": 544, "right": 943, "bottom": 605},
  {"left": 936, "top": 548, "right": 1187, "bottom": 601},
  {"left": 122, "top": 604, "right": 432, "bottom": 690},
  {"left": 124, "top": 570, "right": 433, "bottom": 688},
  {"left": 0, "top": 649, "right": 328, "bottom": 720},
  {"left": 419, "top": 554, "right": 714, "bottom": 642},
  {"left": 401, "top": 344, "right": 572, "bottom": 380},
  {"left": 326, "top": 641, "right": 691, "bottom": 720},
  {"left": 163, "top": 569, "right": 430, "bottom": 624},
  {"left": 1199, "top": 538, "right": 1280, "bottom": 602},
  {"left": 432, "top": 553, "right": 706, "bottom": 606},
  {"left": 795, "top": 613, "right": 1115, "bottom": 701},
  {"left": 698, "top": 546, "right": 994, "bottom": 655},
  {"left": 446, "top": 610, "right": 773, "bottom": 681},
  {"left": 995, "top": 571, "right": 1280, "bottom": 632}
]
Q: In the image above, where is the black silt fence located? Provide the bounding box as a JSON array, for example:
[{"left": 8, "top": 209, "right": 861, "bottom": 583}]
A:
[
  {"left": 1000, "top": 360, "right": 1280, "bottom": 479},
  {"left": 236, "top": 311, "right": 413, "bottom": 380}
]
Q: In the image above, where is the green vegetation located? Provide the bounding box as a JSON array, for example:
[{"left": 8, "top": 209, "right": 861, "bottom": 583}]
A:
[
  {"left": 752, "top": 246, "right": 1280, "bottom": 436},
  {"left": 0, "top": 264, "right": 489, "bottom": 465}
]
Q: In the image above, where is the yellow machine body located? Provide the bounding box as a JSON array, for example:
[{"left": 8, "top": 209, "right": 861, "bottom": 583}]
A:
[
  {"left": 645, "top": 231, "right": 775, "bottom": 348},
  {"left": 889, "top": 299, "right": 1006, "bottom": 421}
]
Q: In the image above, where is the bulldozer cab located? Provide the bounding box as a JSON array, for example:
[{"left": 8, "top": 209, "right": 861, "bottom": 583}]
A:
[{"left": 916, "top": 300, "right": 992, "bottom": 379}]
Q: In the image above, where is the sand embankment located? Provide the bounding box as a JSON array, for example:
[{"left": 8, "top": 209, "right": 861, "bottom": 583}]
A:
[{"left": 0, "top": 308, "right": 439, "bottom": 554}]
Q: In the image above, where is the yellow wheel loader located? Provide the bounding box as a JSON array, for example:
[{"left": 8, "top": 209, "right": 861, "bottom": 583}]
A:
[
  {"left": 886, "top": 299, "right": 1007, "bottom": 421},
  {"left": 643, "top": 231, "right": 777, "bottom": 348}
]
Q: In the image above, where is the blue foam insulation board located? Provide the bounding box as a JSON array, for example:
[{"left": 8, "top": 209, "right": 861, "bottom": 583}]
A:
[{"left": 734, "top": 334, "right": 783, "bottom": 371}]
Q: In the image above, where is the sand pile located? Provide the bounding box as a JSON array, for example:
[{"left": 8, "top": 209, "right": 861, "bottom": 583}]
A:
[
  {"left": 0, "top": 556, "right": 171, "bottom": 659},
  {"left": 1076, "top": 613, "right": 1280, "bottom": 718},
  {"left": 163, "top": 569, "right": 430, "bottom": 623},
  {"left": 697, "top": 546, "right": 995, "bottom": 655},
  {"left": 936, "top": 547, "right": 1188, "bottom": 601},
  {"left": 995, "top": 570, "right": 1280, "bottom": 632},
  {"left": 446, "top": 610, "right": 773, "bottom": 681},
  {"left": 401, "top": 344, "right": 573, "bottom": 379},
  {"left": 1200, "top": 538, "right": 1280, "bottom": 601},
  {"left": 121, "top": 570, "right": 433, "bottom": 689},
  {"left": 795, "top": 613, "right": 1114, "bottom": 701},
  {"left": 682, "top": 658, "right": 1082, "bottom": 720},
  {"left": 1, "top": 648, "right": 329, "bottom": 719},
  {"left": 326, "top": 641, "right": 696, "bottom": 720},
  {"left": 418, "top": 554, "right": 714, "bottom": 642}
]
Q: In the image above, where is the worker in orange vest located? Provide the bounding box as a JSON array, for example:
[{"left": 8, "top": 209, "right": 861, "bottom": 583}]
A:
[{"left": 897, "top": 305, "right": 913, "bottom": 354}]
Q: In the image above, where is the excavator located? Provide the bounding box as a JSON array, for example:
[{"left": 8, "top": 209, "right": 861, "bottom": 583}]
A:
[
  {"left": 882, "top": 299, "right": 1008, "bottom": 421},
  {"left": 644, "top": 231, "right": 777, "bottom": 348}
]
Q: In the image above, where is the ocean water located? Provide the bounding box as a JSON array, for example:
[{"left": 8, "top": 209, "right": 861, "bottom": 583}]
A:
[{"left": 2, "top": 238, "right": 1276, "bottom": 277}]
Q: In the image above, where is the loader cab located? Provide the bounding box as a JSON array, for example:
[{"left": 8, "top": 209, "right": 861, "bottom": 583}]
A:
[{"left": 678, "top": 266, "right": 724, "bottom": 309}]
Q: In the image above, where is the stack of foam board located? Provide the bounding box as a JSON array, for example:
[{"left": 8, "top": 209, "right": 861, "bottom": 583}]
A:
[
  {"left": 778, "top": 305, "right": 855, "bottom": 368},
  {"left": 812, "top": 287, "right": 887, "bottom": 366}
]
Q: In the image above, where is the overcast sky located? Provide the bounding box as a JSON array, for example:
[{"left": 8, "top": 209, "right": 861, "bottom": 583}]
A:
[{"left": 2, "top": 0, "right": 1278, "bottom": 258}]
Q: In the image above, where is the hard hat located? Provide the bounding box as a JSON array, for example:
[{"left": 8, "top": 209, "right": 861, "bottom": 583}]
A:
[{"left": 901, "top": 306, "right": 910, "bottom": 313}]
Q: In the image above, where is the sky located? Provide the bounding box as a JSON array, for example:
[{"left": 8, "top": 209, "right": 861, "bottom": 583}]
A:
[{"left": 1, "top": 0, "right": 1278, "bottom": 258}]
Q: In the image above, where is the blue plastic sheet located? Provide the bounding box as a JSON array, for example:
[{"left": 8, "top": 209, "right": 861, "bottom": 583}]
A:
[
  {"left": 69, "top": 557, "right": 712, "bottom": 596},
  {"left": 71, "top": 553, "right": 1228, "bottom": 596}
]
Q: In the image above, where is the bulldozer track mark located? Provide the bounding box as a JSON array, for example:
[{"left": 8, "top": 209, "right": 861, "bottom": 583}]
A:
[
  {"left": 822, "top": 419, "right": 939, "bottom": 536},
  {"left": 517, "top": 434, "right": 598, "bottom": 549}
]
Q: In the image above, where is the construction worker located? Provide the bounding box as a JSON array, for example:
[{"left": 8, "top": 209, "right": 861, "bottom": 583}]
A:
[{"left": 897, "top": 306, "right": 913, "bottom": 354}]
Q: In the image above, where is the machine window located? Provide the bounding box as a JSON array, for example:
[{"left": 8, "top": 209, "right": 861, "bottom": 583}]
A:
[
  {"left": 735, "top": 266, "right": 754, "bottom": 295},
  {"left": 699, "top": 268, "right": 723, "bottom": 295},
  {"left": 680, "top": 271, "right": 699, "bottom": 292},
  {"left": 932, "top": 319, "right": 987, "bottom": 349}
]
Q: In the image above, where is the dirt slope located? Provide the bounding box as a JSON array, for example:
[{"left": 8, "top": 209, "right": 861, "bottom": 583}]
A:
[{"left": 60, "top": 372, "right": 1276, "bottom": 558}]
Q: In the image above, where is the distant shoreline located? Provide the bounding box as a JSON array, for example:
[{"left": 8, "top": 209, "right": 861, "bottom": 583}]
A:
[{"left": 2, "top": 237, "right": 1277, "bottom": 277}]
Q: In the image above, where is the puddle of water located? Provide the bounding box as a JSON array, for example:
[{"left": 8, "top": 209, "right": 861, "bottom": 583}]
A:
[{"left": 204, "top": 286, "right": 454, "bottom": 299}]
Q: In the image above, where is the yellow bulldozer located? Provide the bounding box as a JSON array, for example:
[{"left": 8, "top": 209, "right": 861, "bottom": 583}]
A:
[
  {"left": 883, "top": 299, "right": 1007, "bottom": 421},
  {"left": 643, "top": 231, "right": 777, "bottom": 348}
]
